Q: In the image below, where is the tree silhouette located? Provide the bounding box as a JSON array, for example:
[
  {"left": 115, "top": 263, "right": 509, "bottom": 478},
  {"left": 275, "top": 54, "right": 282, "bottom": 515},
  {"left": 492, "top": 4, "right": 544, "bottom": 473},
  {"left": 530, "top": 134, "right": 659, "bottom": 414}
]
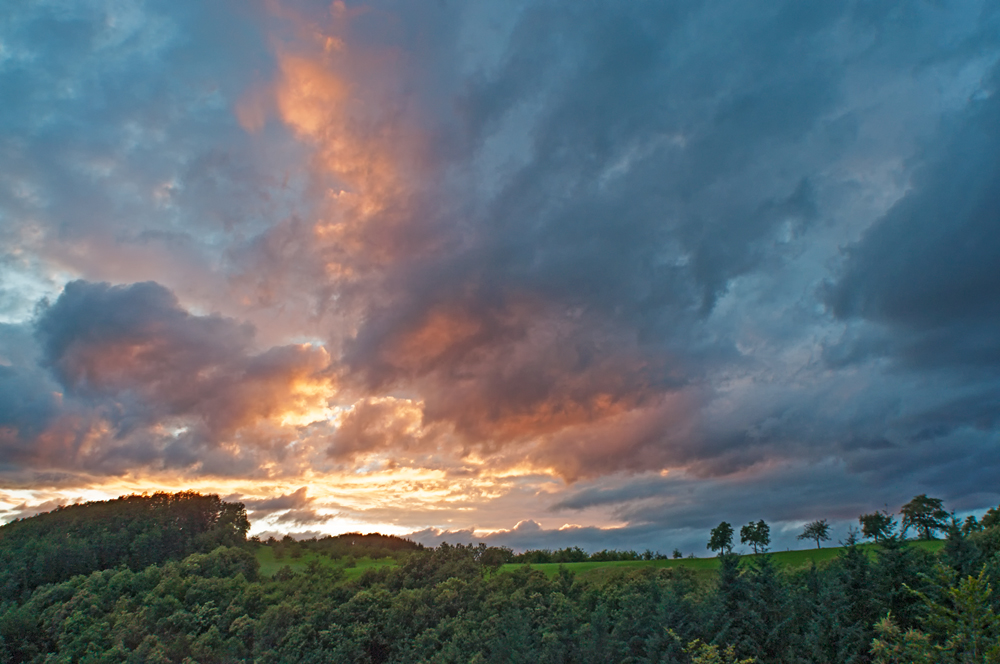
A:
[
  {"left": 797, "top": 519, "right": 831, "bottom": 549},
  {"left": 981, "top": 505, "right": 1000, "bottom": 529},
  {"left": 859, "top": 510, "right": 896, "bottom": 543},
  {"left": 708, "top": 522, "right": 735, "bottom": 555},
  {"left": 900, "top": 495, "right": 948, "bottom": 540},
  {"left": 740, "top": 520, "right": 771, "bottom": 554}
]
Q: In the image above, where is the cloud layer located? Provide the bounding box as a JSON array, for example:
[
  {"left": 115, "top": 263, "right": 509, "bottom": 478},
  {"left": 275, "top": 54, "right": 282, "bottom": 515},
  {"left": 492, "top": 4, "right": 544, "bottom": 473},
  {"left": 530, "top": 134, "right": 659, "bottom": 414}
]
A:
[{"left": 1, "top": 0, "right": 999, "bottom": 549}]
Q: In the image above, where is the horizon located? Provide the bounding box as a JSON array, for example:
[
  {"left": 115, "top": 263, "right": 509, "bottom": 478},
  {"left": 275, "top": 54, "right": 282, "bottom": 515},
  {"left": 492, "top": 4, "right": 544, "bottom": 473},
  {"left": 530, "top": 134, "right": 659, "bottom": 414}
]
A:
[{"left": 2, "top": 1, "right": 999, "bottom": 555}]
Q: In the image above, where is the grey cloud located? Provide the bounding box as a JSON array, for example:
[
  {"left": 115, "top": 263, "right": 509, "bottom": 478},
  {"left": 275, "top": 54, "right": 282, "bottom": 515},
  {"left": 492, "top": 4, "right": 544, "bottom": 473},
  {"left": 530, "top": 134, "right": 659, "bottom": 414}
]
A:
[
  {"left": 274, "top": 509, "right": 331, "bottom": 526},
  {"left": 35, "top": 280, "right": 330, "bottom": 435},
  {"left": 332, "top": 0, "right": 1000, "bottom": 483},
  {"left": 243, "top": 487, "right": 313, "bottom": 512},
  {"left": 0, "top": 0, "right": 306, "bottom": 324},
  {"left": 825, "top": 61, "right": 1000, "bottom": 367},
  {"left": 0, "top": 324, "right": 62, "bottom": 444},
  {"left": 544, "top": 459, "right": 1000, "bottom": 552},
  {"left": 4, "top": 0, "right": 1000, "bottom": 535},
  {"left": 0, "top": 280, "right": 333, "bottom": 478}
]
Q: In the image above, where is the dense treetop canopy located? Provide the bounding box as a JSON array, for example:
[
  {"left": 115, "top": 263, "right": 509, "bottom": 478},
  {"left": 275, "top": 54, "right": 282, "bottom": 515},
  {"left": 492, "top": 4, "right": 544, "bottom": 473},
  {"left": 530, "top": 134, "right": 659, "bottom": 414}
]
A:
[{"left": 0, "top": 491, "right": 248, "bottom": 601}]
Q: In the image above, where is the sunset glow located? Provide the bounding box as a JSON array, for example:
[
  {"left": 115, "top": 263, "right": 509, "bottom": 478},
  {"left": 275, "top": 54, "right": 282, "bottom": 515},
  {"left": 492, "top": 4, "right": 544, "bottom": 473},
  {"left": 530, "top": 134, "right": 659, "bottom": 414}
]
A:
[{"left": 2, "top": 0, "right": 999, "bottom": 553}]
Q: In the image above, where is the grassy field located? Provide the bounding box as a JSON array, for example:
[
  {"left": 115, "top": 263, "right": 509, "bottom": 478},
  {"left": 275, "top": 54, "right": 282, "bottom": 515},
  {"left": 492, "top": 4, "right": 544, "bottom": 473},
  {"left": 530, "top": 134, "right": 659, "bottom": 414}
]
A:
[
  {"left": 498, "top": 540, "right": 946, "bottom": 583},
  {"left": 255, "top": 540, "right": 946, "bottom": 582}
]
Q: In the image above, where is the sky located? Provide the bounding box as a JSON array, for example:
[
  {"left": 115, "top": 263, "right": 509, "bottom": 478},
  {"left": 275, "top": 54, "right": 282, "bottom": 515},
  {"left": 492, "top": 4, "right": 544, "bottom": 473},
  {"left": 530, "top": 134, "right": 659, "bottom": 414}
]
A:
[{"left": 1, "top": 0, "right": 999, "bottom": 554}]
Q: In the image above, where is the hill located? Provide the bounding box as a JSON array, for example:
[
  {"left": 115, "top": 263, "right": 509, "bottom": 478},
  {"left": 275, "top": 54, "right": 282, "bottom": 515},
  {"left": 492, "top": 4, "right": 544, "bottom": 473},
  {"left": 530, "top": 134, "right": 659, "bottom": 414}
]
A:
[{"left": 0, "top": 491, "right": 249, "bottom": 601}]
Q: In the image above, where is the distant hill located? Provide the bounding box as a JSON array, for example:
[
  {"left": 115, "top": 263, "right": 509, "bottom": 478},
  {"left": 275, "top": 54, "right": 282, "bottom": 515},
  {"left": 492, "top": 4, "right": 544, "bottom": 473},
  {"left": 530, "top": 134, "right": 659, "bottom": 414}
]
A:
[
  {"left": 264, "top": 531, "right": 424, "bottom": 562},
  {"left": 315, "top": 532, "right": 424, "bottom": 553},
  {"left": 0, "top": 491, "right": 249, "bottom": 601}
]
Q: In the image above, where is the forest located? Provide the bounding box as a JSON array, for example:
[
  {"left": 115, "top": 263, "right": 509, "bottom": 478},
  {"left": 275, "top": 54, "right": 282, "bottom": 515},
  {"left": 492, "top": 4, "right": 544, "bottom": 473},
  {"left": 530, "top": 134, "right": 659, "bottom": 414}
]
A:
[{"left": 1, "top": 492, "right": 999, "bottom": 663}]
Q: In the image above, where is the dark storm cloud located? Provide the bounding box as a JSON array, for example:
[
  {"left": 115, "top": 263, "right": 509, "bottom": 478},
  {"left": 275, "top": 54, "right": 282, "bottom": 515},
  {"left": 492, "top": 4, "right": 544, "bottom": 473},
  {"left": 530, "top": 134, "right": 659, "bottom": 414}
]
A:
[
  {"left": 3, "top": 0, "right": 1000, "bottom": 542},
  {"left": 0, "top": 324, "right": 62, "bottom": 443},
  {"left": 35, "top": 280, "right": 327, "bottom": 437},
  {"left": 360, "top": 1, "right": 843, "bottom": 341},
  {"left": 0, "top": 280, "right": 333, "bottom": 477},
  {"left": 539, "top": 454, "right": 1000, "bottom": 552},
  {"left": 276, "top": 0, "right": 998, "bottom": 495},
  {"left": 826, "top": 60, "right": 1000, "bottom": 370},
  {"left": 324, "top": 1, "right": 890, "bottom": 480}
]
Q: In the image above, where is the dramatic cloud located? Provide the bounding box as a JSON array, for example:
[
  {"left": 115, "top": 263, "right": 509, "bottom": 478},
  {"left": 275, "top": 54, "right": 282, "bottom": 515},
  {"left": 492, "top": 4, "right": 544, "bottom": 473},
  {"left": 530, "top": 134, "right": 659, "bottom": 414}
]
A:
[
  {"left": 826, "top": 60, "right": 1000, "bottom": 370},
  {"left": 0, "top": 281, "right": 334, "bottom": 481},
  {"left": 1, "top": 0, "right": 999, "bottom": 550}
]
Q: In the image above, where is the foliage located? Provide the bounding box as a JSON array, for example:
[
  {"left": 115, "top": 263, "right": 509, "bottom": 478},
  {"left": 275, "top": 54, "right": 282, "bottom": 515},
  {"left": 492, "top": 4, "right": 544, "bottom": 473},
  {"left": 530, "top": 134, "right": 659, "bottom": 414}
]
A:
[
  {"left": 708, "top": 522, "right": 735, "bottom": 555},
  {"left": 900, "top": 494, "right": 949, "bottom": 540},
  {"left": 683, "top": 638, "right": 756, "bottom": 663},
  {"left": 739, "top": 521, "right": 770, "bottom": 555},
  {"left": 0, "top": 493, "right": 996, "bottom": 662},
  {"left": 0, "top": 532, "right": 973, "bottom": 663},
  {"left": 872, "top": 566, "right": 1000, "bottom": 663},
  {"left": 961, "top": 516, "right": 982, "bottom": 536},
  {"left": 870, "top": 614, "right": 936, "bottom": 664},
  {"left": 860, "top": 511, "right": 897, "bottom": 543},
  {"left": 0, "top": 491, "right": 248, "bottom": 602},
  {"left": 797, "top": 519, "right": 832, "bottom": 549}
]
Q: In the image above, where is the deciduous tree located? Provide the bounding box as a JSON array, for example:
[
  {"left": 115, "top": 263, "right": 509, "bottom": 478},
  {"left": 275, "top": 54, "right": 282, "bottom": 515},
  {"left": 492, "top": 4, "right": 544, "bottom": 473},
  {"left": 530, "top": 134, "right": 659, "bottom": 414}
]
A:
[
  {"left": 900, "top": 495, "right": 948, "bottom": 540},
  {"left": 961, "top": 516, "right": 982, "bottom": 536},
  {"left": 740, "top": 520, "right": 771, "bottom": 554},
  {"left": 981, "top": 505, "right": 1000, "bottom": 530},
  {"left": 798, "top": 520, "right": 831, "bottom": 549},
  {"left": 708, "top": 522, "right": 735, "bottom": 555},
  {"left": 860, "top": 510, "right": 897, "bottom": 543}
]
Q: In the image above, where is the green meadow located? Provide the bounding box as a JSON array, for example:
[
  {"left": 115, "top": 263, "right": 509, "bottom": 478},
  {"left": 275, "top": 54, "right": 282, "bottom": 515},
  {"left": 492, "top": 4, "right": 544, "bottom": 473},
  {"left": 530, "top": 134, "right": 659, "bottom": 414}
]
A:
[
  {"left": 255, "top": 540, "right": 946, "bottom": 581},
  {"left": 500, "top": 540, "right": 945, "bottom": 583}
]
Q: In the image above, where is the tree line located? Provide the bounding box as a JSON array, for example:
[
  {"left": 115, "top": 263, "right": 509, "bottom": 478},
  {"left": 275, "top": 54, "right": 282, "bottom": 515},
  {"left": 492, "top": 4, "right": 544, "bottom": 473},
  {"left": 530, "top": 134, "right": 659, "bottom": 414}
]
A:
[
  {"left": 3, "top": 523, "right": 1000, "bottom": 662},
  {"left": 706, "top": 494, "right": 997, "bottom": 556},
  {"left": 2, "top": 491, "right": 999, "bottom": 662},
  {"left": 0, "top": 492, "right": 249, "bottom": 602}
]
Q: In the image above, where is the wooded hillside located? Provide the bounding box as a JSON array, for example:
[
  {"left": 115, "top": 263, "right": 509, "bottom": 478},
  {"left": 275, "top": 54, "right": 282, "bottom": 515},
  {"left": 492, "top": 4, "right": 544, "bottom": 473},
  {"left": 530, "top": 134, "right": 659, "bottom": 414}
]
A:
[
  {"left": 0, "top": 492, "right": 249, "bottom": 601},
  {"left": 2, "top": 494, "right": 999, "bottom": 663}
]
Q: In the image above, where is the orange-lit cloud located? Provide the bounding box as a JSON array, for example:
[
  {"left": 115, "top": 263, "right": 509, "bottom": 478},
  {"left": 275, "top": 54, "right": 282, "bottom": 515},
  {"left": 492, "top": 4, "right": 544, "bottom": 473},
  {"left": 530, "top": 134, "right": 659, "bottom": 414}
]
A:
[
  {"left": 244, "top": 4, "right": 432, "bottom": 284},
  {"left": 0, "top": 3, "right": 704, "bottom": 526}
]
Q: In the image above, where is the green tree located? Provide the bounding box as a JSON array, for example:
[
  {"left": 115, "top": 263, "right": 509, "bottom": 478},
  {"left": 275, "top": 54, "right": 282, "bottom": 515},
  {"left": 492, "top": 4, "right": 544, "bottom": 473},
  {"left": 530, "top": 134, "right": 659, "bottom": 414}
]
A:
[
  {"left": 961, "top": 516, "right": 982, "bottom": 536},
  {"left": 875, "top": 566, "right": 1000, "bottom": 663},
  {"left": 711, "top": 552, "right": 756, "bottom": 656},
  {"left": 871, "top": 614, "right": 936, "bottom": 664},
  {"left": 981, "top": 505, "right": 1000, "bottom": 530},
  {"left": 860, "top": 511, "right": 897, "bottom": 543},
  {"left": 919, "top": 566, "right": 1000, "bottom": 661},
  {"left": 944, "top": 521, "right": 979, "bottom": 578},
  {"left": 798, "top": 520, "right": 831, "bottom": 549},
  {"left": 900, "top": 495, "right": 949, "bottom": 540},
  {"left": 683, "top": 638, "right": 756, "bottom": 664},
  {"left": 709, "top": 522, "right": 735, "bottom": 555},
  {"left": 740, "top": 520, "right": 771, "bottom": 555},
  {"left": 804, "top": 538, "right": 881, "bottom": 662},
  {"left": 479, "top": 546, "right": 513, "bottom": 576}
]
